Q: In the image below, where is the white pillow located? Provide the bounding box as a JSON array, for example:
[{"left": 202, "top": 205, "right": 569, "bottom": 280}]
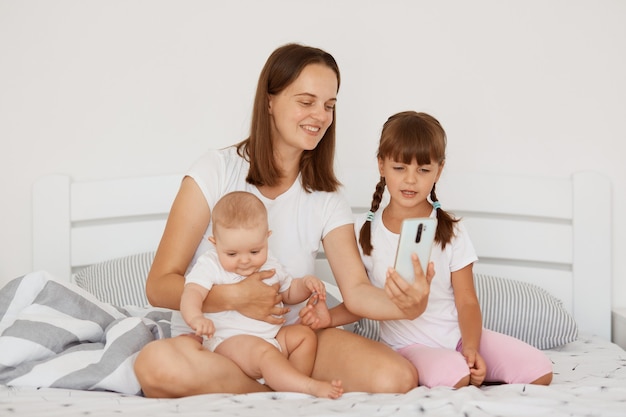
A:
[{"left": 73, "top": 251, "right": 155, "bottom": 307}]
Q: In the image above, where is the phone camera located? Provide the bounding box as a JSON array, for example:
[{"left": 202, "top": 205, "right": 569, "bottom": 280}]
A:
[{"left": 415, "top": 223, "right": 423, "bottom": 243}]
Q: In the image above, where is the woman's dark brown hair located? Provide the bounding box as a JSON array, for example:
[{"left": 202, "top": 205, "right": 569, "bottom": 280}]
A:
[
  {"left": 236, "top": 43, "right": 341, "bottom": 192},
  {"left": 359, "top": 111, "right": 459, "bottom": 255}
]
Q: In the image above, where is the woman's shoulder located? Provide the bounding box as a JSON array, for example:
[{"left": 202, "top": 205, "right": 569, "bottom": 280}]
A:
[
  {"left": 186, "top": 146, "right": 250, "bottom": 181},
  {"left": 189, "top": 146, "right": 243, "bottom": 169}
]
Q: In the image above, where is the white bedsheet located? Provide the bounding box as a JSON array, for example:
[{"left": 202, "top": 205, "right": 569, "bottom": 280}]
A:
[{"left": 2, "top": 334, "right": 625, "bottom": 417}]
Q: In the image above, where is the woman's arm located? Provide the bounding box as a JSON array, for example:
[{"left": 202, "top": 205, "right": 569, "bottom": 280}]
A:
[
  {"left": 145, "top": 176, "right": 287, "bottom": 323},
  {"left": 145, "top": 177, "right": 209, "bottom": 309},
  {"left": 323, "top": 224, "right": 432, "bottom": 320}
]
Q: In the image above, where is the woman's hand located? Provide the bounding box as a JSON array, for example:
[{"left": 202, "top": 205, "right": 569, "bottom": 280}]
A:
[
  {"left": 229, "top": 269, "right": 289, "bottom": 324},
  {"left": 384, "top": 253, "right": 435, "bottom": 319}
]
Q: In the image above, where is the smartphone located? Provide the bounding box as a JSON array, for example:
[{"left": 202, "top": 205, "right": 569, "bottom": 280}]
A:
[{"left": 394, "top": 217, "right": 437, "bottom": 283}]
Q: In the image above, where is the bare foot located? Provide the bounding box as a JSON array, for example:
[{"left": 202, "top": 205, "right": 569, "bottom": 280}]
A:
[{"left": 309, "top": 379, "right": 343, "bottom": 399}]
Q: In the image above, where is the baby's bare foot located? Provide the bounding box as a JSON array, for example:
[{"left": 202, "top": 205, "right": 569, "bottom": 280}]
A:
[
  {"left": 310, "top": 379, "right": 343, "bottom": 399},
  {"left": 328, "top": 379, "right": 343, "bottom": 399}
]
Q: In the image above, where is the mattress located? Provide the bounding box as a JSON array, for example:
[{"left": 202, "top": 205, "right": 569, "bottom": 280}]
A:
[{"left": 2, "top": 334, "right": 625, "bottom": 417}]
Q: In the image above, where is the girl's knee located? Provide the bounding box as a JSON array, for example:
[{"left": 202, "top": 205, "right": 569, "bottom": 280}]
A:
[
  {"left": 531, "top": 371, "right": 553, "bottom": 386},
  {"left": 453, "top": 374, "right": 470, "bottom": 389}
]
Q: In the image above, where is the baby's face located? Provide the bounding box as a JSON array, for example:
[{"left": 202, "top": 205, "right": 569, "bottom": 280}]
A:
[{"left": 213, "top": 226, "right": 269, "bottom": 276}]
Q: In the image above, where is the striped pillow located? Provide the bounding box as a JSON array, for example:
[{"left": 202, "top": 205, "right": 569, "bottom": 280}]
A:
[
  {"left": 474, "top": 274, "right": 578, "bottom": 349},
  {"left": 353, "top": 318, "right": 380, "bottom": 341},
  {"left": 74, "top": 251, "right": 155, "bottom": 308}
]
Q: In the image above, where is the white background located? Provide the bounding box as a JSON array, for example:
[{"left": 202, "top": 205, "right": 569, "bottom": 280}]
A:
[{"left": 1, "top": 0, "right": 624, "bottom": 310}]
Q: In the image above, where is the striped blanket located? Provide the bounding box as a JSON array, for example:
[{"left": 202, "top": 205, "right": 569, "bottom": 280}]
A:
[{"left": 0, "top": 271, "right": 171, "bottom": 395}]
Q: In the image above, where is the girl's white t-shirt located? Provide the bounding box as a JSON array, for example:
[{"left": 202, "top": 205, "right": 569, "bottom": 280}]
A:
[{"left": 355, "top": 209, "right": 478, "bottom": 350}]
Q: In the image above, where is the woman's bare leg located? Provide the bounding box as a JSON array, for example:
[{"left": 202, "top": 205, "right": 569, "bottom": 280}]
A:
[
  {"left": 134, "top": 335, "right": 270, "bottom": 398},
  {"left": 312, "top": 328, "right": 418, "bottom": 393}
]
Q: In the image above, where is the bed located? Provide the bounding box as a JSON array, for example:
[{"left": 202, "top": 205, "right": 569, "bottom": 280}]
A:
[{"left": 1, "top": 169, "right": 625, "bottom": 417}]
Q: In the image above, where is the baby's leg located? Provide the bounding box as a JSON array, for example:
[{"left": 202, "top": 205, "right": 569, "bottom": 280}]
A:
[
  {"left": 215, "top": 334, "right": 343, "bottom": 399},
  {"left": 275, "top": 324, "right": 317, "bottom": 376}
]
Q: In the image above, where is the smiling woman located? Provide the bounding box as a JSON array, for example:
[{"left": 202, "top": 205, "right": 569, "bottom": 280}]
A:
[
  {"left": 133, "top": 43, "right": 425, "bottom": 398},
  {"left": 268, "top": 64, "right": 338, "bottom": 151}
]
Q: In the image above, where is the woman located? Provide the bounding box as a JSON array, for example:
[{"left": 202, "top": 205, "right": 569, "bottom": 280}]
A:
[{"left": 134, "top": 43, "right": 433, "bottom": 398}]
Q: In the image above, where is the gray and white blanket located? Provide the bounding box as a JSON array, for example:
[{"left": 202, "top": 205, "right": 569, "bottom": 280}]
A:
[{"left": 0, "top": 271, "right": 171, "bottom": 395}]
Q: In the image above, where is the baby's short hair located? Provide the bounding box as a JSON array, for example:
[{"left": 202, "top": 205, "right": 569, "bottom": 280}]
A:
[{"left": 211, "top": 191, "right": 267, "bottom": 232}]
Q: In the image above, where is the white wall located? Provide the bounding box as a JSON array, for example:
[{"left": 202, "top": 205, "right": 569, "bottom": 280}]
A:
[{"left": 1, "top": 0, "right": 624, "bottom": 308}]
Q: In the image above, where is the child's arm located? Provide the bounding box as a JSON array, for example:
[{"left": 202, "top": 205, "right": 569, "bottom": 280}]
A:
[
  {"left": 281, "top": 274, "right": 326, "bottom": 305},
  {"left": 181, "top": 282, "right": 215, "bottom": 337},
  {"left": 287, "top": 275, "right": 362, "bottom": 329},
  {"left": 300, "top": 300, "right": 362, "bottom": 329},
  {"left": 452, "top": 263, "right": 486, "bottom": 386}
]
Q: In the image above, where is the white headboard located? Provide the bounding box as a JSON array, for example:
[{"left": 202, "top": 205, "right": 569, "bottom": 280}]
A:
[{"left": 32, "top": 170, "right": 612, "bottom": 340}]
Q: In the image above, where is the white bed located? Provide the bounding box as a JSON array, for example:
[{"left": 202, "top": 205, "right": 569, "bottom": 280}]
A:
[{"left": 1, "top": 169, "right": 624, "bottom": 417}]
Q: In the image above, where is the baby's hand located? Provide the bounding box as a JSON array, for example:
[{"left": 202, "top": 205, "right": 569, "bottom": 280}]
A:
[
  {"left": 299, "top": 294, "right": 332, "bottom": 329},
  {"left": 189, "top": 316, "right": 215, "bottom": 337},
  {"left": 302, "top": 275, "right": 326, "bottom": 300}
]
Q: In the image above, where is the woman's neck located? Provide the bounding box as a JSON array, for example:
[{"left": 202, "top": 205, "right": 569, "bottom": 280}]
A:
[{"left": 257, "top": 147, "right": 301, "bottom": 200}]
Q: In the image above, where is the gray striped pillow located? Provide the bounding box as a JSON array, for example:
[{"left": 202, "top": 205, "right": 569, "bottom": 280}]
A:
[
  {"left": 353, "top": 318, "right": 380, "bottom": 341},
  {"left": 353, "top": 274, "right": 578, "bottom": 350},
  {"left": 74, "top": 251, "right": 155, "bottom": 307},
  {"left": 474, "top": 274, "right": 578, "bottom": 349}
]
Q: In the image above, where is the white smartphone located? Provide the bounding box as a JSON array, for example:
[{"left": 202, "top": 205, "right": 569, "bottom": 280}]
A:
[{"left": 394, "top": 217, "right": 437, "bottom": 283}]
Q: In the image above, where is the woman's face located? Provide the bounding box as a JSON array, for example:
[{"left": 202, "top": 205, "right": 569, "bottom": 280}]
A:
[{"left": 268, "top": 63, "right": 338, "bottom": 154}]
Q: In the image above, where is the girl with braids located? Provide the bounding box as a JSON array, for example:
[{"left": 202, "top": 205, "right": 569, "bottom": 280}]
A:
[{"left": 354, "top": 111, "right": 553, "bottom": 388}]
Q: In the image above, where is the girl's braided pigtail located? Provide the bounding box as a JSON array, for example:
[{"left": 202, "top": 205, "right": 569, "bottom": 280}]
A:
[
  {"left": 359, "top": 177, "right": 386, "bottom": 256},
  {"left": 430, "top": 185, "right": 459, "bottom": 250}
]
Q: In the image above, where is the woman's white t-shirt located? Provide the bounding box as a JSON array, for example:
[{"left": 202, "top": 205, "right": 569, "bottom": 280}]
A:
[
  {"left": 183, "top": 146, "right": 354, "bottom": 324},
  {"left": 355, "top": 209, "right": 478, "bottom": 350}
]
